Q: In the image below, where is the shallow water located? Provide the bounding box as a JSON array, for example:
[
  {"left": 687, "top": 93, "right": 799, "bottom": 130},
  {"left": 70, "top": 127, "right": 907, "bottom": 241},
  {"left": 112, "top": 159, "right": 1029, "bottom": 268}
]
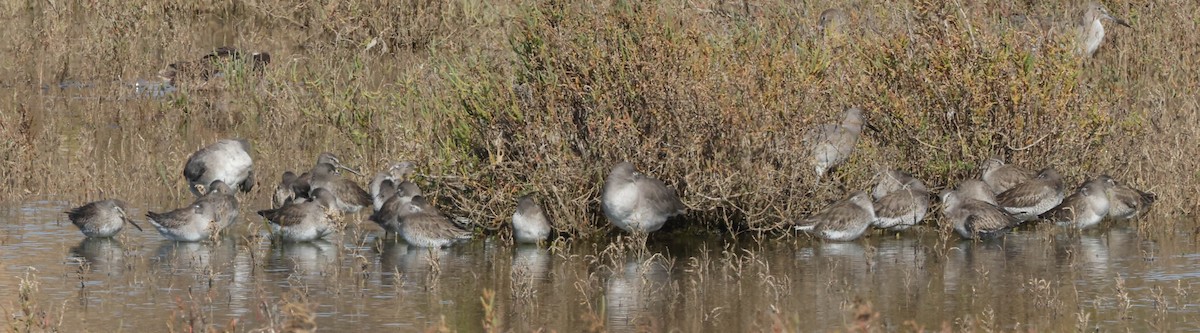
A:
[{"left": 1, "top": 200, "right": 1198, "bottom": 331}]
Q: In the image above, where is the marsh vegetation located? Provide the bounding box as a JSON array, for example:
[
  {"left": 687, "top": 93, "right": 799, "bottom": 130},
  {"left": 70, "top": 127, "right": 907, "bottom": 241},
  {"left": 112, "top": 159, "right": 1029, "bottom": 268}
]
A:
[{"left": 1, "top": 0, "right": 1198, "bottom": 331}]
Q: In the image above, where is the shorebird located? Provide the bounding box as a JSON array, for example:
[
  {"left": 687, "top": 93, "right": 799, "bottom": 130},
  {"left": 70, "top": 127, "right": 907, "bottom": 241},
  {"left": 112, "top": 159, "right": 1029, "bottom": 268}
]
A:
[
  {"left": 369, "top": 180, "right": 424, "bottom": 236},
  {"left": 395, "top": 196, "right": 472, "bottom": 248},
  {"left": 158, "top": 47, "right": 271, "bottom": 87},
  {"left": 601, "top": 162, "right": 687, "bottom": 234},
  {"left": 818, "top": 8, "right": 848, "bottom": 36},
  {"left": 794, "top": 191, "right": 876, "bottom": 241},
  {"left": 258, "top": 188, "right": 338, "bottom": 242},
  {"left": 194, "top": 180, "right": 239, "bottom": 231},
  {"left": 183, "top": 139, "right": 255, "bottom": 196},
  {"left": 65, "top": 199, "right": 142, "bottom": 237},
  {"left": 512, "top": 194, "right": 552, "bottom": 244},
  {"left": 872, "top": 178, "right": 931, "bottom": 231},
  {"left": 369, "top": 161, "right": 416, "bottom": 212},
  {"left": 996, "top": 167, "right": 1065, "bottom": 222},
  {"left": 981, "top": 157, "right": 1034, "bottom": 194},
  {"left": 942, "top": 181, "right": 1020, "bottom": 240},
  {"left": 146, "top": 201, "right": 218, "bottom": 242},
  {"left": 805, "top": 107, "right": 867, "bottom": 180},
  {"left": 871, "top": 169, "right": 915, "bottom": 200},
  {"left": 1104, "top": 177, "right": 1156, "bottom": 220},
  {"left": 309, "top": 163, "right": 372, "bottom": 214},
  {"left": 273, "top": 171, "right": 303, "bottom": 208},
  {"left": 1042, "top": 176, "right": 1114, "bottom": 229},
  {"left": 1076, "top": 1, "right": 1131, "bottom": 57}
]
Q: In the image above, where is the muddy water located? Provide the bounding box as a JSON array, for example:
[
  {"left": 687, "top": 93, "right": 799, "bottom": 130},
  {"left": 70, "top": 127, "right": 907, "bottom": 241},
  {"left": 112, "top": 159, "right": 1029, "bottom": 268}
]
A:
[{"left": 1, "top": 200, "right": 1198, "bottom": 331}]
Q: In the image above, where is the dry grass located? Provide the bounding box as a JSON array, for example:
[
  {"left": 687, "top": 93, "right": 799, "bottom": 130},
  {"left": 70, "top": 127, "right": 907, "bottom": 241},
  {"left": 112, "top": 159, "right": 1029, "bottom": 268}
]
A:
[{"left": 0, "top": 0, "right": 1195, "bottom": 236}]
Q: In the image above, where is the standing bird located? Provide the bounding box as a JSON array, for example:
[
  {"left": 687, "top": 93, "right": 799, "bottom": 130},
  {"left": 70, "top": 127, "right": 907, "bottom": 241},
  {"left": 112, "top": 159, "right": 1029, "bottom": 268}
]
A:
[
  {"left": 395, "top": 196, "right": 472, "bottom": 248},
  {"left": 1042, "top": 176, "right": 1115, "bottom": 229},
  {"left": 817, "top": 8, "right": 848, "bottom": 36},
  {"left": 1104, "top": 178, "right": 1156, "bottom": 220},
  {"left": 195, "top": 180, "right": 239, "bottom": 232},
  {"left": 601, "top": 162, "right": 687, "bottom": 234},
  {"left": 1076, "top": 1, "right": 1131, "bottom": 57},
  {"left": 871, "top": 169, "right": 915, "bottom": 200},
  {"left": 872, "top": 178, "right": 931, "bottom": 231},
  {"left": 146, "top": 201, "right": 217, "bottom": 242},
  {"left": 512, "top": 195, "right": 552, "bottom": 244},
  {"left": 794, "top": 191, "right": 876, "bottom": 241},
  {"left": 183, "top": 139, "right": 255, "bottom": 196},
  {"left": 804, "top": 107, "right": 867, "bottom": 180},
  {"left": 981, "top": 157, "right": 1034, "bottom": 194},
  {"left": 370, "top": 161, "right": 416, "bottom": 212},
  {"left": 369, "top": 180, "right": 424, "bottom": 236},
  {"left": 273, "top": 171, "right": 303, "bottom": 208},
  {"left": 65, "top": 199, "right": 142, "bottom": 238},
  {"left": 996, "top": 167, "right": 1065, "bottom": 222},
  {"left": 258, "top": 188, "right": 339, "bottom": 242},
  {"left": 942, "top": 181, "right": 1020, "bottom": 240},
  {"left": 309, "top": 163, "right": 372, "bottom": 214}
]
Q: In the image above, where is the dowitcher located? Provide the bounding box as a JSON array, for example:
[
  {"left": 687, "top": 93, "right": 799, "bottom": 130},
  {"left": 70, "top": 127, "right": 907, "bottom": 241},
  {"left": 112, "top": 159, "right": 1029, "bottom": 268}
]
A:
[
  {"left": 258, "top": 188, "right": 338, "bottom": 242},
  {"left": 872, "top": 178, "right": 930, "bottom": 231},
  {"left": 512, "top": 194, "right": 552, "bottom": 244},
  {"left": 158, "top": 47, "right": 271, "bottom": 87},
  {"left": 942, "top": 181, "right": 1020, "bottom": 240},
  {"left": 818, "top": 8, "right": 848, "bottom": 35},
  {"left": 395, "top": 196, "right": 472, "bottom": 248},
  {"left": 183, "top": 139, "right": 255, "bottom": 196},
  {"left": 369, "top": 180, "right": 424, "bottom": 236},
  {"left": 370, "top": 161, "right": 416, "bottom": 212},
  {"left": 195, "top": 180, "right": 239, "bottom": 232},
  {"left": 871, "top": 169, "right": 915, "bottom": 200},
  {"left": 309, "top": 162, "right": 372, "bottom": 214},
  {"left": 65, "top": 199, "right": 142, "bottom": 237},
  {"left": 805, "top": 107, "right": 867, "bottom": 180},
  {"left": 1104, "top": 177, "right": 1156, "bottom": 220},
  {"left": 996, "top": 167, "right": 1065, "bottom": 222},
  {"left": 273, "top": 171, "right": 302, "bottom": 208},
  {"left": 1042, "top": 176, "right": 1114, "bottom": 229},
  {"left": 601, "top": 162, "right": 687, "bottom": 234},
  {"left": 794, "top": 191, "right": 876, "bottom": 241},
  {"left": 1077, "top": 1, "right": 1130, "bottom": 57},
  {"left": 981, "top": 157, "right": 1034, "bottom": 194},
  {"left": 146, "top": 201, "right": 217, "bottom": 242}
]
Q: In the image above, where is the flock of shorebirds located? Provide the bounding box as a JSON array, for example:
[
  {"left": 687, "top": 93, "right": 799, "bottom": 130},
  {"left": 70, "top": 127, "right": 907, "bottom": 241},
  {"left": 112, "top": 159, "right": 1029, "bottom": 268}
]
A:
[{"left": 63, "top": 2, "right": 1149, "bottom": 246}]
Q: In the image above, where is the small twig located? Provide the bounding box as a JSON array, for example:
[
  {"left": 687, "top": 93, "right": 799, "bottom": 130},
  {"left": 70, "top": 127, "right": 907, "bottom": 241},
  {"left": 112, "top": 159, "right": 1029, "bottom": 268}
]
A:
[{"left": 1008, "top": 134, "right": 1051, "bottom": 151}]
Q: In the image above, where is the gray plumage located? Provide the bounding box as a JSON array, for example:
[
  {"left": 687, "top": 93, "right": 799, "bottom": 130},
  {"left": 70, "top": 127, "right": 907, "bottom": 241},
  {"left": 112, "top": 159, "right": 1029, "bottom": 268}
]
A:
[
  {"left": 996, "top": 167, "right": 1065, "bottom": 222},
  {"left": 981, "top": 157, "right": 1034, "bottom": 194},
  {"left": 258, "top": 188, "right": 338, "bottom": 242},
  {"left": 872, "top": 169, "right": 915, "bottom": 200},
  {"left": 65, "top": 199, "right": 142, "bottom": 237},
  {"left": 512, "top": 195, "right": 552, "bottom": 244},
  {"left": 1042, "top": 176, "right": 1114, "bottom": 229},
  {"left": 795, "top": 191, "right": 876, "bottom": 241},
  {"left": 309, "top": 163, "right": 372, "bottom": 214},
  {"left": 370, "top": 161, "right": 416, "bottom": 212},
  {"left": 146, "top": 201, "right": 217, "bottom": 242},
  {"left": 942, "top": 185, "right": 1020, "bottom": 240},
  {"left": 273, "top": 171, "right": 302, "bottom": 208},
  {"left": 395, "top": 196, "right": 472, "bottom": 248},
  {"left": 1105, "top": 178, "right": 1156, "bottom": 220},
  {"left": 183, "top": 139, "right": 255, "bottom": 196},
  {"left": 369, "top": 180, "right": 424, "bottom": 234},
  {"left": 872, "top": 178, "right": 930, "bottom": 231},
  {"left": 1076, "top": 1, "right": 1130, "bottom": 57},
  {"left": 195, "top": 180, "right": 239, "bottom": 232},
  {"left": 601, "top": 162, "right": 687, "bottom": 234},
  {"left": 805, "top": 107, "right": 866, "bottom": 179}
]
